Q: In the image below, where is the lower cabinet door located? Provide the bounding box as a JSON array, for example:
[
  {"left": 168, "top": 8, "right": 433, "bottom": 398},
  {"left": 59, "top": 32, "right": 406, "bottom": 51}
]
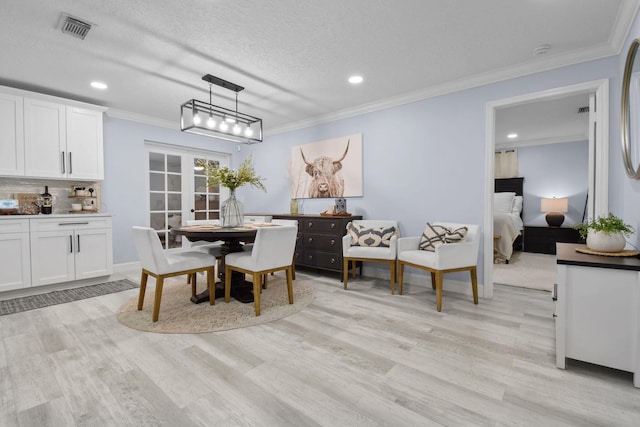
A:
[
  {"left": 0, "top": 232, "right": 31, "bottom": 292},
  {"left": 30, "top": 230, "right": 75, "bottom": 286},
  {"left": 74, "top": 228, "right": 113, "bottom": 279}
]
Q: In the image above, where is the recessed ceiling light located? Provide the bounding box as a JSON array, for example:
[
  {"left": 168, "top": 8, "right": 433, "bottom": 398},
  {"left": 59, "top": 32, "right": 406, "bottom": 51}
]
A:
[
  {"left": 90, "top": 81, "right": 107, "bottom": 90},
  {"left": 507, "top": 133, "right": 518, "bottom": 139},
  {"left": 348, "top": 75, "right": 363, "bottom": 84}
]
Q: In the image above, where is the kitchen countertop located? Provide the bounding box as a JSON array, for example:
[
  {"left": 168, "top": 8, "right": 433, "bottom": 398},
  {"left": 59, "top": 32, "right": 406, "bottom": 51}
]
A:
[{"left": 0, "top": 212, "right": 111, "bottom": 220}]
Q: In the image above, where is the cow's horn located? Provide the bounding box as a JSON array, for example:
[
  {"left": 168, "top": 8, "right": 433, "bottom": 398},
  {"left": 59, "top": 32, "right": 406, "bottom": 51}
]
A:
[
  {"left": 300, "top": 147, "right": 312, "bottom": 166},
  {"left": 334, "top": 140, "right": 350, "bottom": 163}
]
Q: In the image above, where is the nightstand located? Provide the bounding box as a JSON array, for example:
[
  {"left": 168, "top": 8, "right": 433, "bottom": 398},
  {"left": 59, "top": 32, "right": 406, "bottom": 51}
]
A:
[{"left": 524, "top": 226, "right": 584, "bottom": 254}]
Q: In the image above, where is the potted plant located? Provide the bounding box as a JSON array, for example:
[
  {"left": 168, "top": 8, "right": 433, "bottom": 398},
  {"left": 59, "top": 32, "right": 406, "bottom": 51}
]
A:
[
  {"left": 198, "top": 155, "right": 266, "bottom": 227},
  {"left": 574, "top": 213, "right": 634, "bottom": 253}
]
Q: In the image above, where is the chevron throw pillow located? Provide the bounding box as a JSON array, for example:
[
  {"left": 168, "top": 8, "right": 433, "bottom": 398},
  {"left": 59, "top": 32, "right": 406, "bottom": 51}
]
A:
[
  {"left": 347, "top": 222, "right": 397, "bottom": 247},
  {"left": 419, "top": 223, "right": 468, "bottom": 251}
]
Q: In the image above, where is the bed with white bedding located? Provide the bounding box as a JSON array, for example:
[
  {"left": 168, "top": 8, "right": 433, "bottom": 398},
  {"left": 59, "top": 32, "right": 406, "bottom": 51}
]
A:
[{"left": 494, "top": 177, "right": 524, "bottom": 263}]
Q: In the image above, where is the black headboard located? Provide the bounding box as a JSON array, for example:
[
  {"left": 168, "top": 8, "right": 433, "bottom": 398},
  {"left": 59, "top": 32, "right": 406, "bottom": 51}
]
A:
[{"left": 495, "top": 177, "right": 524, "bottom": 196}]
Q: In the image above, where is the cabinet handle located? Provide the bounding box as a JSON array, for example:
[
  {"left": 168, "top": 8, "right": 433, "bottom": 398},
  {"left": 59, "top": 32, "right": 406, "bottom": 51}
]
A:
[
  {"left": 59, "top": 222, "right": 89, "bottom": 226},
  {"left": 330, "top": 223, "right": 336, "bottom": 229},
  {"left": 330, "top": 239, "right": 335, "bottom": 245},
  {"left": 61, "top": 151, "right": 66, "bottom": 173},
  {"left": 77, "top": 235, "right": 80, "bottom": 252},
  {"left": 330, "top": 258, "right": 336, "bottom": 264},
  {"left": 69, "top": 235, "right": 73, "bottom": 253},
  {"left": 308, "top": 237, "right": 313, "bottom": 243},
  {"left": 69, "top": 152, "right": 73, "bottom": 174},
  {"left": 552, "top": 314, "right": 557, "bottom": 318},
  {"left": 308, "top": 222, "right": 313, "bottom": 228}
]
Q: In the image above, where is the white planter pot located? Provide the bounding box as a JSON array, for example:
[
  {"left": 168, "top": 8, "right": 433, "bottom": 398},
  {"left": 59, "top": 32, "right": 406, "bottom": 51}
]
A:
[{"left": 586, "top": 230, "right": 626, "bottom": 253}]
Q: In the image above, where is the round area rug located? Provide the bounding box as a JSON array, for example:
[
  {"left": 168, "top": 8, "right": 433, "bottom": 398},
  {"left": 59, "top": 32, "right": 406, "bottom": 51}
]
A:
[{"left": 116, "top": 277, "right": 314, "bottom": 334}]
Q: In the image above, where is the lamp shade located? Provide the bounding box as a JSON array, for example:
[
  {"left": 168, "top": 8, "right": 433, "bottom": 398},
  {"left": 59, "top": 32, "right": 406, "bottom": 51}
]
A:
[{"left": 540, "top": 197, "right": 568, "bottom": 213}]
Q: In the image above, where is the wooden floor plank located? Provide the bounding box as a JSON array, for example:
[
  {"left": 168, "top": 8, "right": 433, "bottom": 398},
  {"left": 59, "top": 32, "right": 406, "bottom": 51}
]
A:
[{"left": 1, "top": 270, "right": 639, "bottom": 426}]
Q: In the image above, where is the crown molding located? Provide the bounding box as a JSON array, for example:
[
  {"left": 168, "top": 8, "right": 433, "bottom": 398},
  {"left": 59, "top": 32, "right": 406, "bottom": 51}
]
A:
[{"left": 106, "top": 108, "right": 177, "bottom": 130}]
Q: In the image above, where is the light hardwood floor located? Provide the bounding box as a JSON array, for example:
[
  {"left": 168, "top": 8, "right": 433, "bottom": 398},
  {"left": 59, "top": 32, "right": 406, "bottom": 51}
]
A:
[{"left": 1, "top": 270, "right": 639, "bottom": 426}]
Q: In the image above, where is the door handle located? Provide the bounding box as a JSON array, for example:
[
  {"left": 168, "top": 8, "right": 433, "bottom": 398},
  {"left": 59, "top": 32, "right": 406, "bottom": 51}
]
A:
[
  {"left": 69, "top": 235, "right": 73, "bottom": 253},
  {"left": 77, "top": 234, "right": 80, "bottom": 252},
  {"left": 69, "top": 152, "right": 73, "bottom": 174},
  {"left": 61, "top": 151, "right": 66, "bottom": 174}
]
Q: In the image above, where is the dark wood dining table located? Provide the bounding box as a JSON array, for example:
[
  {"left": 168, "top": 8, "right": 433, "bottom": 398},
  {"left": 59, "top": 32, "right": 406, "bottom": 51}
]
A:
[{"left": 170, "top": 224, "right": 259, "bottom": 304}]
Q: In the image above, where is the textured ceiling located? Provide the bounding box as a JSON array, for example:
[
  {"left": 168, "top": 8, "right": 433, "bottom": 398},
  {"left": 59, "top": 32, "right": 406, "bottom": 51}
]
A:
[{"left": 0, "top": 0, "right": 638, "bottom": 136}]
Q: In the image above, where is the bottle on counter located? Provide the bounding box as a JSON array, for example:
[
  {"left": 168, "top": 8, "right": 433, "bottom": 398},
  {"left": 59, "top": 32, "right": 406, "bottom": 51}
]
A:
[{"left": 41, "top": 186, "right": 52, "bottom": 214}]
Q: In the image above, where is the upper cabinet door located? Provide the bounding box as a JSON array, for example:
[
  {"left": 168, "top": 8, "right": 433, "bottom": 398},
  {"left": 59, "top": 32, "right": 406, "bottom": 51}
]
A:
[
  {"left": 0, "top": 93, "right": 24, "bottom": 176},
  {"left": 24, "top": 98, "right": 66, "bottom": 178},
  {"left": 66, "top": 106, "right": 104, "bottom": 180}
]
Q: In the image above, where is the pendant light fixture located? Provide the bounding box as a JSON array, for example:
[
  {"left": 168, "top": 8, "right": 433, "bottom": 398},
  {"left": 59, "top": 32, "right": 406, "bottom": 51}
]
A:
[{"left": 180, "top": 74, "right": 263, "bottom": 144}]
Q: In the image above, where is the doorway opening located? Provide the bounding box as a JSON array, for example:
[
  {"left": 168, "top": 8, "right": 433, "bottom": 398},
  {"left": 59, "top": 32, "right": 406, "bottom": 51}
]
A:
[{"left": 484, "top": 79, "right": 609, "bottom": 297}]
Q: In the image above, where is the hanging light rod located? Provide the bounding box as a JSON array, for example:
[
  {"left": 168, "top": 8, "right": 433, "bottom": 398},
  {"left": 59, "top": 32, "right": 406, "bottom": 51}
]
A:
[{"left": 180, "top": 74, "right": 263, "bottom": 144}]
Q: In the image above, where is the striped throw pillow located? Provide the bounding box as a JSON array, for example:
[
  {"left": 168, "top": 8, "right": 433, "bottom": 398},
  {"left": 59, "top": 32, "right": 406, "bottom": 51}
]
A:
[{"left": 419, "top": 223, "right": 468, "bottom": 251}]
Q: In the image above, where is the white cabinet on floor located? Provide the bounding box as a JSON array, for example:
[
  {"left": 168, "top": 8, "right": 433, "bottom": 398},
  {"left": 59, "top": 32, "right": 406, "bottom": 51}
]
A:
[
  {"left": 555, "top": 243, "right": 640, "bottom": 388},
  {"left": 0, "top": 92, "right": 24, "bottom": 176},
  {"left": 30, "top": 216, "right": 113, "bottom": 287},
  {"left": 0, "top": 219, "right": 31, "bottom": 292}
]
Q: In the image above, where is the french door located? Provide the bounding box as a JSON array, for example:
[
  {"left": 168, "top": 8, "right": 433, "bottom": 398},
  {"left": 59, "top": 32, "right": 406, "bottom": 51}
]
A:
[{"left": 145, "top": 142, "right": 229, "bottom": 249}]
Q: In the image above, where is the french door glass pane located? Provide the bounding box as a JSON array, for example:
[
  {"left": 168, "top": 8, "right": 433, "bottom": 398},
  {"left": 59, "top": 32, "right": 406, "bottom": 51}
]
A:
[{"left": 193, "top": 157, "right": 221, "bottom": 220}]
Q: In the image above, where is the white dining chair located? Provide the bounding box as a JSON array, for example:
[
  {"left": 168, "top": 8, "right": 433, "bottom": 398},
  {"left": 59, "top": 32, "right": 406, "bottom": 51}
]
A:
[
  {"left": 132, "top": 226, "right": 217, "bottom": 322},
  {"left": 224, "top": 225, "right": 298, "bottom": 316},
  {"left": 185, "top": 219, "right": 224, "bottom": 280},
  {"left": 397, "top": 222, "right": 480, "bottom": 312}
]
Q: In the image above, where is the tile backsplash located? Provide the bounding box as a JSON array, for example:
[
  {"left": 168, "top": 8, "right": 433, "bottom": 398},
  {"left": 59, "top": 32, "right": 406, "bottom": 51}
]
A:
[{"left": 0, "top": 178, "right": 101, "bottom": 214}]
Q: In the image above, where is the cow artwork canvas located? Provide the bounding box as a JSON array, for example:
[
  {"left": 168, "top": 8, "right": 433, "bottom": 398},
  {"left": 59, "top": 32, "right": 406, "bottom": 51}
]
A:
[{"left": 290, "top": 134, "right": 363, "bottom": 199}]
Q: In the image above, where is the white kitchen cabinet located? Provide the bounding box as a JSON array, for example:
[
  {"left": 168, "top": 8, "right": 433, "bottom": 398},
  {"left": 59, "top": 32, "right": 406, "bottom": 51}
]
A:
[
  {"left": 555, "top": 243, "right": 640, "bottom": 388},
  {"left": 29, "top": 216, "right": 113, "bottom": 287},
  {"left": 24, "top": 97, "right": 66, "bottom": 178},
  {"left": 0, "top": 85, "right": 105, "bottom": 180},
  {"left": 0, "top": 93, "right": 24, "bottom": 176},
  {"left": 65, "top": 106, "right": 104, "bottom": 180},
  {"left": 0, "top": 219, "right": 31, "bottom": 292}
]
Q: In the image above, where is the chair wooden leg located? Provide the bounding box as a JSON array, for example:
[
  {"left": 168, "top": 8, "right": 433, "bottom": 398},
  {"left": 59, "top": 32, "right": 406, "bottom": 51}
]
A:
[
  {"left": 435, "top": 271, "right": 443, "bottom": 312},
  {"left": 470, "top": 266, "right": 478, "bottom": 305},
  {"left": 263, "top": 274, "right": 268, "bottom": 289},
  {"left": 152, "top": 276, "right": 164, "bottom": 322},
  {"left": 398, "top": 262, "right": 404, "bottom": 295},
  {"left": 390, "top": 260, "right": 396, "bottom": 295},
  {"left": 343, "top": 258, "right": 349, "bottom": 289},
  {"left": 252, "top": 272, "right": 262, "bottom": 316},
  {"left": 224, "top": 265, "right": 232, "bottom": 303},
  {"left": 286, "top": 267, "right": 294, "bottom": 304},
  {"left": 207, "top": 266, "right": 215, "bottom": 305},
  {"left": 430, "top": 272, "right": 437, "bottom": 289},
  {"left": 352, "top": 260, "right": 357, "bottom": 278},
  {"left": 137, "top": 270, "right": 148, "bottom": 310},
  {"left": 292, "top": 259, "right": 296, "bottom": 280}
]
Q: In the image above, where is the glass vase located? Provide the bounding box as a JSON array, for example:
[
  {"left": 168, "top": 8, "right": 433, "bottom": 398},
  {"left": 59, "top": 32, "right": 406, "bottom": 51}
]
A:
[
  {"left": 290, "top": 198, "right": 299, "bottom": 214},
  {"left": 221, "top": 190, "right": 244, "bottom": 228}
]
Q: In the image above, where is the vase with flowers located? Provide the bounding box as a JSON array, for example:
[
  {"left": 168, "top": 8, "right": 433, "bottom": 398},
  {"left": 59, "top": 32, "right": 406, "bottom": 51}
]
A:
[{"left": 199, "top": 155, "right": 266, "bottom": 227}]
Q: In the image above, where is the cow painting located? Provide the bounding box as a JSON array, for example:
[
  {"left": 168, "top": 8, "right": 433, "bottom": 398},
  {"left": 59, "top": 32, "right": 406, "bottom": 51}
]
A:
[{"left": 300, "top": 140, "right": 350, "bottom": 198}]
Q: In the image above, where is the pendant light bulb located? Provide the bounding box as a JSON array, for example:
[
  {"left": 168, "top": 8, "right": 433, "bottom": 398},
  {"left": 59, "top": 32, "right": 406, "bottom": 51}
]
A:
[
  {"left": 244, "top": 126, "right": 253, "bottom": 137},
  {"left": 193, "top": 113, "right": 201, "bottom": 125},
  {"left": 207, "top": 116, "right": 216, "bottom": 128},
  {"left": 219, "top": 121, "right": 229, "bottom": 132},
  {"left": 232, "top": 123, "right": 241, "bottom": 134}
]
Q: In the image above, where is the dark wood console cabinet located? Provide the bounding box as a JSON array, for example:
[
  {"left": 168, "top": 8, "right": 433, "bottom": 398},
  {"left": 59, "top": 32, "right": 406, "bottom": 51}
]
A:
[
  {"left": 524, "top": 226, "right": 583, "bottom": 255},
  {"left": 272, "top": 214, "right": 362, "bottom": 275}
]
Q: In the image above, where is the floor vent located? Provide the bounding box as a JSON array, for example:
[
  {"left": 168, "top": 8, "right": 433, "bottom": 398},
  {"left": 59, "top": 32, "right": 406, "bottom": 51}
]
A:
[{"left": 58, "top": 13, "right": 92, "bottom": 40}]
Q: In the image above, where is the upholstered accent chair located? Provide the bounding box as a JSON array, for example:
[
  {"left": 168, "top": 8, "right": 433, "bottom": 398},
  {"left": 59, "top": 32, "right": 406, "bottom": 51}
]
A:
[
  {"left": 397, "top": 222, "right": 480, "bottom": 312},
  {"left": 342, "top": 220, "right": 399, "bottom": 293},
  {"left": 132, "top": 226, "right": 217, "bottom": 322},
  {"left": 224, "top": 225, "right": 298, "bottom": 316}
]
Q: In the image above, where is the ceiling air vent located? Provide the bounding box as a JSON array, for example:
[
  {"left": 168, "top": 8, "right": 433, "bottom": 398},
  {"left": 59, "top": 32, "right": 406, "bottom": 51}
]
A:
[
  {"left": 58, "top": 13, "right": 92, "bottom": 40},
  {"left": 578, "top": 106, "right": 589, "bottom": 113}
]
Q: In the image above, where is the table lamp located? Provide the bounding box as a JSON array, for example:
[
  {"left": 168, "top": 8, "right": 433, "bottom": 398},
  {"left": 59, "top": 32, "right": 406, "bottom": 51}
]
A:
[{"left": 541, "top": 197, "right": 568, "bottom": 226}]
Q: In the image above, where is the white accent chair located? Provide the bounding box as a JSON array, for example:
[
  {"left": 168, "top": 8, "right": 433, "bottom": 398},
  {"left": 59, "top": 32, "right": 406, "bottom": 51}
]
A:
[
  {"left": 224, "top": 225, "right": 298, "bottom": 316},
  {"left": 271, "top": 219, "right": 299, "bottom": 281},
  {"left": 342, "top": 220, "right": 399, "bottom": 293},
  {"left": 132, "top": 226, "right": 217, "bottom": 322},
  {"left": 397, "top": 222, "right": 480, "bottom": 312}
]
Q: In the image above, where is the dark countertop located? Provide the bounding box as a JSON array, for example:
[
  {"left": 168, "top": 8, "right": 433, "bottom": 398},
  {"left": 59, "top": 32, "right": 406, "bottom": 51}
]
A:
[{"left": 556, "top": 243, "right": 640, "bottom": 271}]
